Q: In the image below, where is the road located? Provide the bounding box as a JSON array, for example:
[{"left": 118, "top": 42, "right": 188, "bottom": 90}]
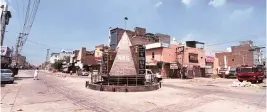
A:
[{"left": 1, "top": 70, "right": 266, "bottom": 112}]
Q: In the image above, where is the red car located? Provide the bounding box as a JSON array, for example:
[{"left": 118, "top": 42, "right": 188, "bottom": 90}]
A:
[{"left": 236, "top": 65, "right": 265, "bottom": 83}]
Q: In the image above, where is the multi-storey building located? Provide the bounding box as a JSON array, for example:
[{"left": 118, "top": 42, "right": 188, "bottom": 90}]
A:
[
  {"left": 109, "top": 27, "right": 170, "bottom": 49},
  {"left": 215, "top": 41, "right": 260, "bottom": 68},
  {"left": 145, "top": 41, "right": 206, "bottom": 78},
  {"left": 49, "top": 49, "right": 73, "bottom": 64}
]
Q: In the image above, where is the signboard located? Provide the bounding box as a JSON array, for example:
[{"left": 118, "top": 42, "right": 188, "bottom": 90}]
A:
[
  {"left": 1, "top": 46, "right": 11, "bottom": 56},
  {"left": 170, "top": 63, "right": 178, "bottom": 69},
  {"left": 138, "top": 45, "right": 146, "bottom": 74},
  {"left": 205, "top": 56, "right": 214, "bottom": 63},
  {"left": 102, "top": 53, "right": 108, "bottom": 74},
  {"left": 189, "top": 53, "right": 198, "bottom": 63}
]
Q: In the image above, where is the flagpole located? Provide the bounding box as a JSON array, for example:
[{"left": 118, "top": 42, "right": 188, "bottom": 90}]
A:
[{"left": 124, "top": 17, "right": 128, "bottom": 29}]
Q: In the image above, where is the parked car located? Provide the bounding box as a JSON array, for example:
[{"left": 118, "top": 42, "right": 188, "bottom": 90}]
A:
[
  {"left": 77, "top": 70, "right": 89, "bottom": 76},
  {"left": 1, "top": 69, "right": 15, "bottom": 84}
]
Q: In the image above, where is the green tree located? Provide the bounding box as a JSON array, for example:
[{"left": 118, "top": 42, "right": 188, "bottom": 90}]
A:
[{"left": 52, "top": 60, "right": 63, "bottom": 71}]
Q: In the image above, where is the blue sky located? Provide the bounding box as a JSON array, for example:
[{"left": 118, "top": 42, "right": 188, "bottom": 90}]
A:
[{"left": 1, "top": 0, "right": 266, "bottom": 65}]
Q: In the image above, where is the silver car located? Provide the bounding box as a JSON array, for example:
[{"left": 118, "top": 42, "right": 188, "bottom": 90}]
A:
[{"left": 1, "top": 69, "right": 14, "bottom": 84}]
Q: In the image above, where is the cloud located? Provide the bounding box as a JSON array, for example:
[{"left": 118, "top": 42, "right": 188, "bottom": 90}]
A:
[
  {"left": 208, "top": 0, "right": 227, "bottom": 8},
  {"left": 154, "top": 1, "right": 163, "bottom": 8},
  {"left": 230, "top": 7, "right": 254, "bottom": 20},
  {"left": 181, "top": 0, "right": 192, "bottom": 6}
]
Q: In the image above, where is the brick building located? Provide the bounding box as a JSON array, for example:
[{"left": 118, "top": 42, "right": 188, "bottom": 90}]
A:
[
  {"left": 215, "top": 41, "right": 258, "bottom": 68},
  {"left": 109, "top": 27, "right": 170, "bottom": 49}
]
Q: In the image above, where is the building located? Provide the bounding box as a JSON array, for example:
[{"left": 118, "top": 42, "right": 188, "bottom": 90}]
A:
[
  {"left": 49, "top": 49, "right": 73, "bottom": 64},
  {"left": 49, "top": 53, "right": 59, "bottom": 64},
  {"left": 74, "top": 47, "right": 97, "bottom": 70},
  {"left": 1, "top": 46, "right": 12, "bottom": 67},
  {"left": 109, "top": 27, "right": 170, "bottom": 49},
  {"left": 11, "top": 54, "right": 26, "bottom": 68},
  {"left": 145, "top": 41, "right": 206, "bottom": 78},
  {"left": 215, "top": 41, "right": 261, "bottom": 68},
  {"left": 205, "top": 56, "right": 219, "bottom": 77}
]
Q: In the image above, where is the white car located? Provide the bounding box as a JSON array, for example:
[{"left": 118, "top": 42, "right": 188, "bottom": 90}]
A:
[
  {"left": 77, "top": 71, "right": 89, "bottom": 76},
  {"left": 1, "top": 69, "right": 14, "bottom": 84}
]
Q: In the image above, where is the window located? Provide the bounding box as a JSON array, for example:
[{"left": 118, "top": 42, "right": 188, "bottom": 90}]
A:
[
  {"left": 188, "top": 53, "right": 198, "bottom": 63},
  {"left": 152, "top": 52, "right": 155, "bottom": 59}
]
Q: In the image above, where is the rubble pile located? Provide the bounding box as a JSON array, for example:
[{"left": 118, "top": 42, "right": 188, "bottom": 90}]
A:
[{"left": 230, "top": 81, "right": 258, "bottom": 87}]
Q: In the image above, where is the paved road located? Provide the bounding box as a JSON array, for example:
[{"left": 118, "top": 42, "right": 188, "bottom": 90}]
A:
[{"left": 1, "top": 70, "right": 266, "bottom": 112}]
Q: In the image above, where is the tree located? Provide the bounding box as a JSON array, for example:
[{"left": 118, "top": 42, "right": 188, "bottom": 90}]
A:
[{"left": 52, "top": 60, "right": 63, "bottom": 71}]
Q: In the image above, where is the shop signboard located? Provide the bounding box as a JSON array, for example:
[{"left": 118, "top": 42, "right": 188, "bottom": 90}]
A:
[
  {"left": 138, "top": 45, "right": 146, "bottom": 74},
  {"left": 1, "top": 46, "right": 11, "bottom": 56},
  {"left": 170, "top": 63, "right": 178, "bottom": 69},
  {"left": 102, "top": 53, "right": 108, "bottom": 74}
]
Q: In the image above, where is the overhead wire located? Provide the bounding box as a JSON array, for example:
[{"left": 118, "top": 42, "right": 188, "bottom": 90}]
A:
[{"left": 18, "top": 0, "right": 40, "bottom": 53}]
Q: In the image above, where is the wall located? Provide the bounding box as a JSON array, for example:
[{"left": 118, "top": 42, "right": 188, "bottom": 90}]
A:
[
  {"left": 146, "top": 48, "right": 163, "bottom": 62},
  {"left": 161, "top": 45, "right": 177, "bottom": 62},
  {"left": 215, "top": 44, "right": 254, "bottom": 68},
  {"left": 183, "top": 47, "right": 206, "bottom": 68}
]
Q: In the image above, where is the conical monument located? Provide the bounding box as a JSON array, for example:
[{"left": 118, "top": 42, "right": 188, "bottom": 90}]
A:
[{"left": 109, "top": 31, "right": 137, "bottom": 76}]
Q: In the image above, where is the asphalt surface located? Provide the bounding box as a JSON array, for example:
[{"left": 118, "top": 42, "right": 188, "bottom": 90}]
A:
[{"left": 1, "top": 70, "right": 266, "bottom": 112}]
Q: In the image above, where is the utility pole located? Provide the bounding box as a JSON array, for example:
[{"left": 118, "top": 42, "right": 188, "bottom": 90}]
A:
[
  {"left": 45, "top": 49, "right": 50, "bottom": 70},
  {"left": 15, "top": 33, "right": 28, "bottom": 67},
  {"left": 0, "top": 3, "right": 11, "bottom": 46},
  {"left": 46, "top": 49, "right": 50, "bottom": 63},
  {"left": 176, "top": 46, "right": 185, "bottom": 79}
]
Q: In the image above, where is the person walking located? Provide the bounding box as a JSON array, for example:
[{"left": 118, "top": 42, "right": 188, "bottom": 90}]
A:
[{"left": 33, "top": 68, "right": 39, "bottom": 80}]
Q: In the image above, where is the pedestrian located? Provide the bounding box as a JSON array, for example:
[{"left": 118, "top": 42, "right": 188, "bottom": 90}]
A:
[{"left": 34, "top": 68, "right": 39, "bottom": 80}]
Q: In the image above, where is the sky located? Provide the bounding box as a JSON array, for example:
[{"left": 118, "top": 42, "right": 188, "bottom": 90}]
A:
[{"left": 1, "top": 0, "right": 266, "bottom": 65}]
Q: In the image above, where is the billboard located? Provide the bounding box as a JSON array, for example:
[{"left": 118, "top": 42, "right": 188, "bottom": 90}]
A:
[
  {"left": 138, "top": 45, "right": 146, "bottom": 74},
  {"left": 1, "top": 46, "right": 11, "bottom": 56}
]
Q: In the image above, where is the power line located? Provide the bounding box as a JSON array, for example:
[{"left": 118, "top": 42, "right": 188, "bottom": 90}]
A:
[
  {"left": 26, "top": 39, "right": 75, "bottom": 51},
  {"left": 205, "top": 35, "right": 262, "bottom": 46},
  {"left": 15, "top": 0, "right": 22, "bottom": 29},
  {"left": 17, "top": 0, "right": 40, "bottom": 54}
]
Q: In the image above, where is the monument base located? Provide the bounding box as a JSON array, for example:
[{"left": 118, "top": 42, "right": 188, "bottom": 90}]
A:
[{"left": 86, "top": 75, "right": 160, "bottom": 92}]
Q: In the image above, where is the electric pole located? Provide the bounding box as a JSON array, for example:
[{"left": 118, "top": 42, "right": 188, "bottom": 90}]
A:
[
  {"left": 0, "top": 3, "right": 12, "bottom": 46},
  {"left": 45, "top": 48, "right": 50, "bottom": 70},
  {"left": 46, "top": 48, "right": 50, "bottom": 62},
  {"left": 14, "top": 33, "right": 28, "bottom": 67},
  {"left": 176, "top": 46, "right": 185, "bottom": 79}
]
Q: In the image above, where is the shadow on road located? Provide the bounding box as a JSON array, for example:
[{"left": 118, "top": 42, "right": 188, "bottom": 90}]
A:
[
  {"left": 1, "top": 81, "right": 18, "bottom": 86},
  {"left": 15, "top": 77, "right": 34, "bottom": 80},
  {"left": 1, "top": 84, "right": 6, "bottom": 87}
]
